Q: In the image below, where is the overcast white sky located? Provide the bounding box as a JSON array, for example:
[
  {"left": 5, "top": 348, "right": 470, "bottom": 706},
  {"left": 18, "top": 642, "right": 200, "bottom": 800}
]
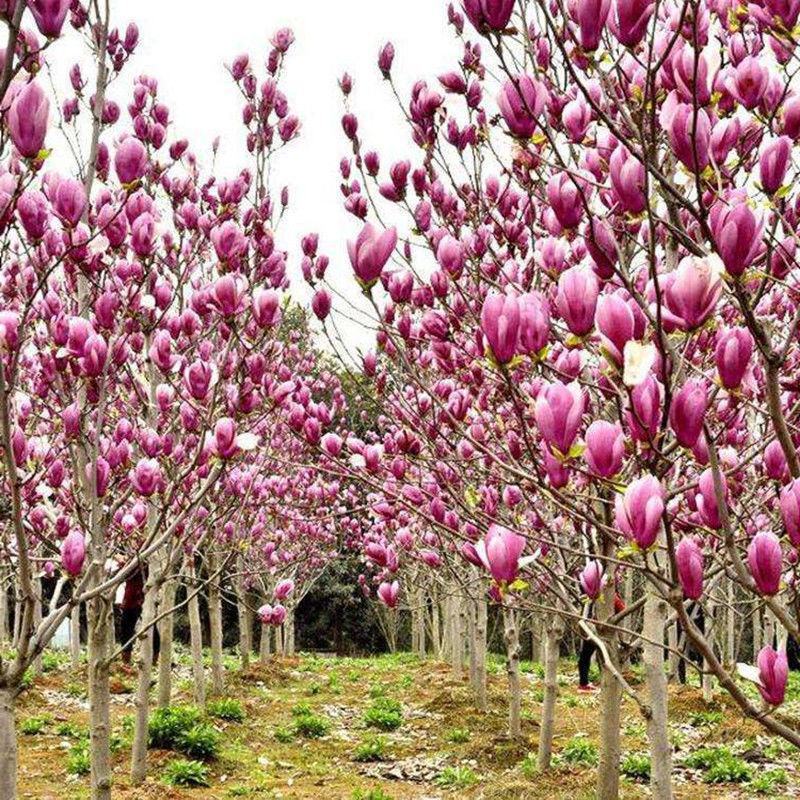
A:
[{"left": 49, "top": 1, "right": 461, "bottom": 356}]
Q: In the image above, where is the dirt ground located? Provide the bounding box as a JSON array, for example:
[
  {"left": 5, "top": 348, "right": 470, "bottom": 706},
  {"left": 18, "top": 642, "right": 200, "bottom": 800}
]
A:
[{"left": 14, "top": 649, "right": 800, "bottom": 799}]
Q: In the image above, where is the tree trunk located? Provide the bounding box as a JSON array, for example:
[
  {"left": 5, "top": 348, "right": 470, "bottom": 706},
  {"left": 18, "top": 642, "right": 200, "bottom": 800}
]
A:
[
  {"left": 431, "top": 587, "right": 441, "bottom": 658},
  {"left": 503, "top": 604, "right": 522, "bottom": 738},
  {"left": 285, "top": 603, "right": 295, "bottom": 656},
  {"left": 32, "top": 580, "right": 42, "bottom": 675},
  {"left": 186, "top": 558, "right": 205, "bottom": 708},
  {"left": 130, "top": 569, "right": 159, "bottom": 785},
  {"left": 70, "top": 603, "right": 81, "bottom": 669},
  {"left": 88, "top": 594, "right": 112, "bottom": 800},
  {"left": 157, "top": 578, "right": 176, "bottom": 708},
  {"left": 236, "top": 562, "right": 251, "bottom": 670},
  {"left": 596, "top": 582, "right": 621, "bottom": 800},
  {"left": 450, "top": 589, "right": 463, "bottom": 680},
  {"left": 259, "top": 621, "right": 271, "bottom": 664},
  {"left": 538, "top": 612, "right": 563, "bottom": 769},
  {"left": 475, "top": 592, "right": 488, "bottom": 711},
  {"left": 643, "top": 582, "right": 673, "bottom": 800},
  {"left": 208, "top": 550, "right": 224, "bottom": 694},
  {"left": 0, "top": 567, "right": 9, "bottom": 644},
  {"left": 0, "top": 689, "right": 17, "bottom": 800}
]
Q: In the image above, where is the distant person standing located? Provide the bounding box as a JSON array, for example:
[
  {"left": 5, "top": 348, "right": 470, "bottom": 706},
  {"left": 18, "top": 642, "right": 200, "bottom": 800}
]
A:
[{"left": 118, "top": 566, "right": 159, "bottom": 667}]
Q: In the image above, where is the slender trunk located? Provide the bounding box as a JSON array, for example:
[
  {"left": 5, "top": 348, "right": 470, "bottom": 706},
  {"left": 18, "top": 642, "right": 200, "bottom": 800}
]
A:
[
  {"left": 0, "top": 567, "right": 9, "bottom": 644},
  {"left": 538, "top": 612, "right": 563, "bottom": 768},
  {"left": 70, "top": 603, "right": 81, "bottom": 669},
  {"left": 431, "top": 588, "right": 441, "bottom": 658},
  {"left": 88, "top": 594, "right": 112, "bottom": 800},
  {"left": 702, "top": 597, "right": 715, "bottom": 702},
  {"left": 467, "top": 597, "right": 477, "bottom": 689},
  {"left": 130, "top": 571, "right": 159, "bottom": 785},
  {"left": 596, "top": 581, "right": 621, "bottom": 800},
  {"left": 157, "top": 578, "right": 176, "bottom": 708},
  {"left": 667, "top": 617, "right": 679, "bottom": 682},
  {"left": 208, "top": 550, "right": 224, "bottom": 694},
  {"left": 475, "top": 591, "right": 488, "bottom": 711},
  {"left": 0, "top": 689, "right": 17, "bottom": 800},
  {"left": 285, "top": 603, "right": 295, "bottom": 656},
  {"left": 451, "top": 589, "right": 463, "bottom": 680},
  {"left": 236, "top": 561, "right": 251, "bottom": 670},
  {"left": 643, "top": 582, "right": 673, "bottom": 800},
  {"left": 186, "top": 558, "right": 205, "bottom": 708},
  {"left": 32, "top": 580, "right": 42, "bottom": 675},
  {"left": 259, "top": 621, "right": 271, "bottom": 664},
  {"left": 726, "top": 578, "right": 735, "bottom": 667},
  {"left": 274, "top": 622, "right": 283, "bottom": 656},
  {"left": 503, "top": 604, "right": 522, "bottom": 738}
]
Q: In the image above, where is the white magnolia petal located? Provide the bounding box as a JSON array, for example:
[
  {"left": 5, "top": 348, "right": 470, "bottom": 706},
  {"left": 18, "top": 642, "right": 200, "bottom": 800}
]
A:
[{"left": 623, "top": 341, "right": 656, "bottom": 387}]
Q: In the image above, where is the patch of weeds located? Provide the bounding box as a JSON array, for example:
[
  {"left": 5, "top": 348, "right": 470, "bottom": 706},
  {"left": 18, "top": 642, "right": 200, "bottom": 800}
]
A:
[
  {"left": 20, "top": 715, "right": 50, "bottom": 735},
  {"left": 178, "top": 722, "right": 220, "bottom": 760},
  {"left": 398, "top": 673, "right": 413, "bottom": 689},
  {"left": 352, "top": 789, "right": 394, "bottom": 800},
  {"left": 560, "top": 735, "right": 598, "bottom": 766},
  {"left": 41, "top": 651, "right": 63, "bottom": 672},
  {"left": 148, "top": 705, "right": 202, "bottom": 749},
  {"left": 363, "top": 697, "right": 402, "bottom": 731},
  {"left": 764, "top": 738, "right": 794, "bottom": 759},
  {"left": 293, "top": 711, "right": 330, "bottom": 738},
  {"left": 20, "top": 668, "right": 33, "bottom": 690},
  {"left": 66, "top": 742, "right": 90, "bottom": 776},
  {"left": 369, "top": 683, "right": 388, "bottom": 699},
  {"left": 290, "top": 701, "right": 314, "bottom": 717},
  {"left": 64, "top": 682, "right": 86, "bottom": 698},
  {"left": 688, "top": 710, "right": 723, "bottom": 727},
  {"left": 274, "top": 725, "right": 294, "bottom": 743},
  {"left": 306, "top": 681, "right": 322, "bottom": 696},
  {"left": 55, "top": 721, "right": 85, "bottom": 738},
  {"left": 162, "top": 758, "right": 210, "bottom": 787},
  {"left": 563, "top": 695, "right": 579, "bottom": 708},
  {"left": 685, "top": 746, "right": 751, "bottom": 784},
  {"left": 530, "top": 687, "right": 545, "bottom": 703},
  {"left": 621, "top": 752, "right": 650, "bottom": 780},
  {"left": 750, "top": 768, "right": 788, "bottom": 794},
  {"left": 519, "top": 753, "right": 538, "bottom": 778},
  {"left": 624, "top": 721, "right": 646, "bottom": 738},
  {"left": 447, "top": 727, "right": 470, "bottom": 744},
  {"left": 207, "top": 698, "right": 245, "bottom": 722},
  {"left": 327, "top": 673, "right": 341, "bottom": 693},
  {"left": 226, "top": 785, "right": 253, "bottom": 797},
  {"left": 353, "top": 734, "right": 388, "bottom": 762},
  {"left": 435, "top": 765, "right": 478, "bottom": 789}
]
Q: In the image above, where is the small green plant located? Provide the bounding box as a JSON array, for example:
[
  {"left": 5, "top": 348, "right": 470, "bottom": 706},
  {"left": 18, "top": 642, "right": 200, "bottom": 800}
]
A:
[
  {"left": 274, "top": 725, "right": 294, "bottom": 743},
  {"left": 685, "top": 746, "right": 751, "bottom": 784},
  {"left": 369, "top": 683, "right": 387, "bottom": 699},
  {"left": 560, "top": 735, "right": 599, "bottom": 766},
  {"left": 750, "top": 768, "right": 788, "bottom": 794},
  {"left": 352, "top": 789, "right": 394, "bottom": 800},
  {"left": 148, "top": 705, "right": 202, "bottom": 749},
  {"left": 293, "top": 711, "right": 330, "bottom": 738},
  {"left": 363, "top": 698, "right": 402, "bottom": 731},
  {"left": 20, "top": 715, "right": 50, "bottom": 735},
  {"left": 66, "top": 742, "right": 90, "bottom": 776},
  {"left": 704, "top": 754, "right": 751, "bottom": 784},
  {"left": 447, "top": 728, "right": 470, "bottom": 744},
  {"left": 353, "top": 734, "right": 388, "bottom": 762},
  {"left": 688, "top": 710, "right": 723, "bottom": 727},
  {"left": 178, "top": 722, "right": 220, "bottom": 760},
  {"left": 435, "top": 765, "right": 478, "bottom": 789},
  {"left": 290, "top": 701, "right": 313, "bottom": 717},
  {"left": 55, "top": 721, "right": 85, "bottom": 738},
  {"left": 162, "top": 758, "right": 210, "bottom": 787},
  {"left": 206, "top": 698, "right": 245, "bottom": 723},
  {"left": 327, "top": 673, "right": 341, "bottom": 693},
  {"left": 41, "top": 651, "right": 62, "bottom": 672},
  {"left": 519, "top": 753, "right": 538, "bottom": 778},
  {"left": 621, "top": 752, "right": 650, "bottom": 780}
]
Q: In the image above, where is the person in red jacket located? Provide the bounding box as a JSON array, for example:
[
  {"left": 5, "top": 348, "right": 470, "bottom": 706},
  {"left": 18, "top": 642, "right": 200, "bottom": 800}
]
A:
[{"left": 119, "top": 566, "right": 160, "bottom": 667}]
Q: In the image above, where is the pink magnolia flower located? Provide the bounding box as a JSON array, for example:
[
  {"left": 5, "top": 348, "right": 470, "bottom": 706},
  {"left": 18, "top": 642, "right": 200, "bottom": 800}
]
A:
[
  {"left": 715, "top": 327, "right": 754, "bottom": 390},
  {"left": 131, "top": 458, "right": 162, "bottom": 497},
  {"left": 115, "top": 137, "right": 148, "bottom": 185},
  {"left": 274, "top": 579, "right": 295, "bottom": 600},
  {"left": 517, "top": 291, "right": 550, "bottom": 356},
  {"left": 28, "top": 0, "right": 70, "bottom": 37},
  {"left": 710, "top": 200, "right": 762, "bottom": 277},
  {"left": 535, "top": 381, "right": 584, "bottom": 457},
  {"left": 664, "top": 254, "right": 723, "bottom": 331},
  {"left": 757, "top": 646, "right": 789, "bottom": 706},
  {"left": 463, "top": 0, "right": 515, "bottom": 31},
  {"left": 348, "top": 223, "right": 397, "bottom": 288},
  {"left": 573, "top": 0, "right": 611, "bottom": 51},
  {"left": 7, "top": 81, "right": 49, "bottom": 157},
  {"left": 475, "top": 524, "right": 526, "bottom": 584},
  {"left": 60, "top": 531, "right": 86, "bottom": 577},
  {"left": 615, "top": 476, "right": 664, "bottom": 550},
  {"left": 557, "top": 265, "right": 599, "bottom": 337},
  {"left": 780, "top": 479, "right": 800, "bottom": 547},
  {"left": 579, "top": 560, "right": 604, "bottom": 600},
  {"left": 377, "top": 580, "right": 400, "bottom": 608},
  {"left": 497, "top": 74, "right": 546, "bottom": 138},
  {"left": 675, "top": 538, "right": 704, "bottom": 600},
  {"left": 747, "top": 532, "right": 782, "bottom": 596},
  {"left": 584, "top": 420, "right": 624, "bottom": 478},
  {"left": 669, "top": 379, "right": 708, "bottom": 448},
  {"left": 481, "top": 291, "right": 520, "bottom": 364}
]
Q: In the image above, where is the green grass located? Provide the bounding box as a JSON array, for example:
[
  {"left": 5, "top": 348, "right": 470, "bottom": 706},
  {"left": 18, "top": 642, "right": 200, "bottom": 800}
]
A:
[
  {"left": 353, "top": 734, "right": 388, "bottom": 762},
  {"left": 20, "top": 715, "right": 50, "bottom": 735},
  {"left": 446, "top": 727, "right": 470, "bottom": 743},
  {"left": 620, "top": 752, "right": 650, "bottom": 780},
  {"left": 207, "top": 698, "right": 245, "bottom": 722},
  {"left": 560, "top": 735, "right": 598, "bottom": 766},
  {"left": 292, "top": 711, "right": 330, "bottom": 738}
]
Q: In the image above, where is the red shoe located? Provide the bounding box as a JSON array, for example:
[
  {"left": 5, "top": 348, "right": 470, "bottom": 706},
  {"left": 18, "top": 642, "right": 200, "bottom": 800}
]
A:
[{"left": 577, "top": 683, "right": 598, "bottom": 693}]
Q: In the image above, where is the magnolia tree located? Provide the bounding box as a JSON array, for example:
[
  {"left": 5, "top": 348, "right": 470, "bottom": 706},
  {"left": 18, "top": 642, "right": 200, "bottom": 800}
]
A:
[
  {"left": 303, "top": 1, "right": 800, "bottom": 798},
  {"left": 0, "top": 2, "right": 314, "bottom": 797}
]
